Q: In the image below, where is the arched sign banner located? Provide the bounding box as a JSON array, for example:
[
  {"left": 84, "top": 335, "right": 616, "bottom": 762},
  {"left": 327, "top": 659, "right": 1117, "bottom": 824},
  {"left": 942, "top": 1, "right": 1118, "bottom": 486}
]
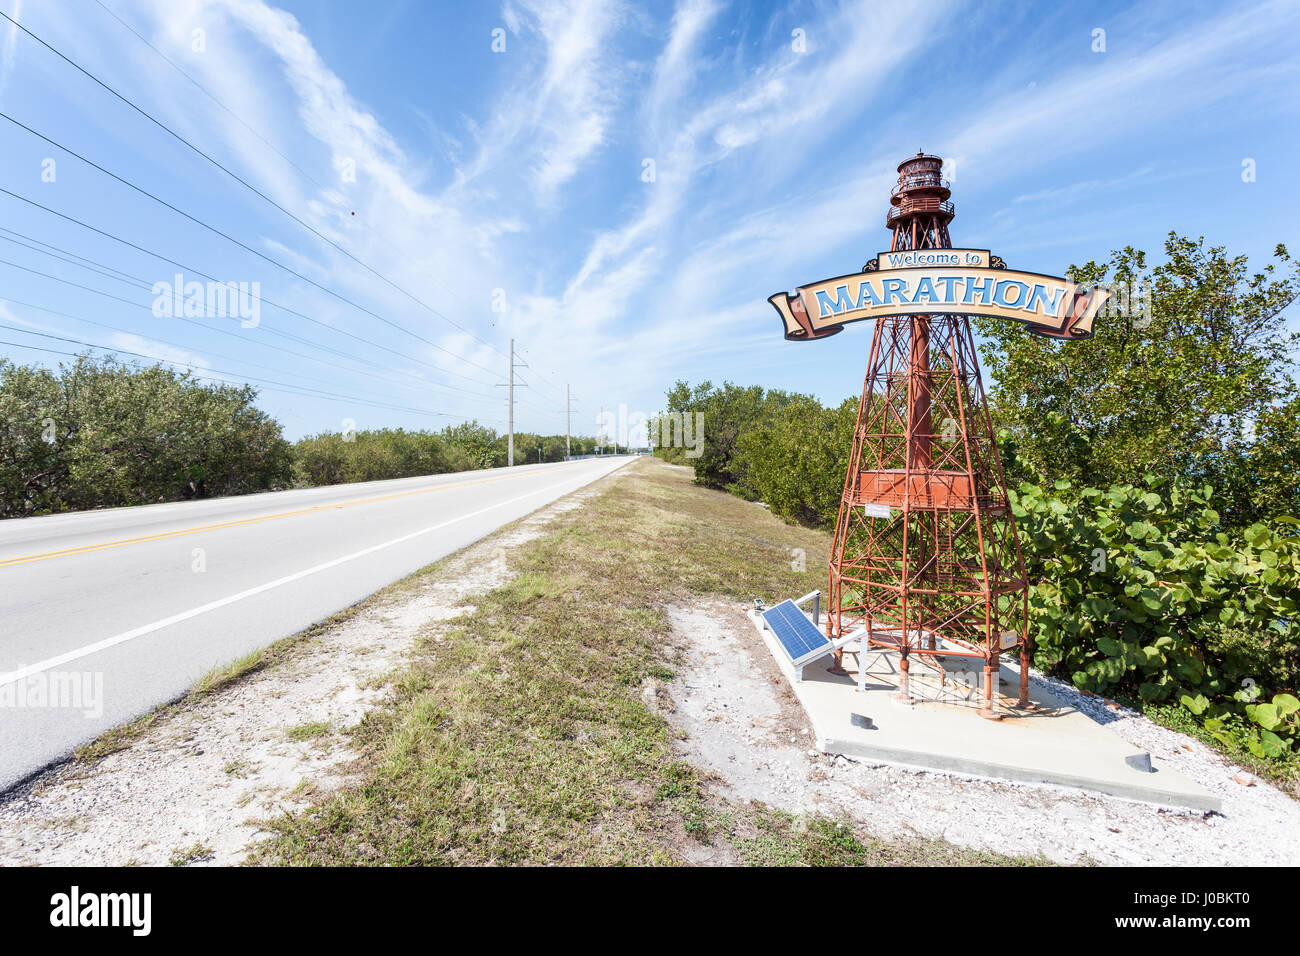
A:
[{"left": 769, "top": 248, "right": 1108, "bottom": 341}]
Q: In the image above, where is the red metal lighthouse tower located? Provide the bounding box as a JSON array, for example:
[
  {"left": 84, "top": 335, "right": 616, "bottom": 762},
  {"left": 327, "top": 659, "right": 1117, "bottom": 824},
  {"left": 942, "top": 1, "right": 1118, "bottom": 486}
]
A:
[{"left": 827, "top": 154, "right": 1031, "bottom": 717}]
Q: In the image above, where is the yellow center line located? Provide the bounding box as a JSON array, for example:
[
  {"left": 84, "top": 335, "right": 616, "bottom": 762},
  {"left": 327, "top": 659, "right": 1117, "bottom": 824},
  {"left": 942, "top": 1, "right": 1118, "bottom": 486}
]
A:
[{"left": 0, "top": 469, "right": 545, "bottom": 569}]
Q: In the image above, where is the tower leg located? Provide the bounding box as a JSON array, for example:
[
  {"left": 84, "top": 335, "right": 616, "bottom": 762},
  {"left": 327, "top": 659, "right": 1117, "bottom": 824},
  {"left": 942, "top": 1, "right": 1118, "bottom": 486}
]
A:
[
  {"left": 978, "top": 661, "right": 1001, "bottom": 720},
  {"left": 826, "top": 576, "right": 837, "bottom": 638},
  {"left": 1013, "top": 634, "right": 1038, "bottom": 710},
  {"left": 895, "top": 653, "right": 911, "bottom": 702},
  {"left": 1019, "top": 643, "right": 1030, "bottom": 707},
  {"left": 827, "top": 567, "right": 848, "bottom": 674}
]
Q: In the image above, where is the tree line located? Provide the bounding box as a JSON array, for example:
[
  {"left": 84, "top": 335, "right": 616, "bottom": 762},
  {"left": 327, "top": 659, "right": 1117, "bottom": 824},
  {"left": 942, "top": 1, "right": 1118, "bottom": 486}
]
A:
[
  {"left": 653, "top": 234, "right": 1300, "bottom": 770},
  {"left": 0, "top": 353, "right": 619, "bottom": 519}
]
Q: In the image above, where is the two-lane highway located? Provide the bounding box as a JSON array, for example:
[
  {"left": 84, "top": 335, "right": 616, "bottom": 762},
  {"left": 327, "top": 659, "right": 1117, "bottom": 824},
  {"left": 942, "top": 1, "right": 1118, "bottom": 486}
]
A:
[{"left": 0, "top": 456, "right": 631, "bottom": 790}]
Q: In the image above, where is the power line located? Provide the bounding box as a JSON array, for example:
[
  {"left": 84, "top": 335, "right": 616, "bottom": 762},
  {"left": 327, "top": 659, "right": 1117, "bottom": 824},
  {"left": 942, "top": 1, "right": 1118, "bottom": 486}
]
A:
[
  {"left": 0, "top": 293, "right": 476, "bottom": 410},
  {"left": 90, "top": 0, "right": 335, "bottom": 198},
  {"left": 92, "top": 0, "right": 513, "bottom": 364},
  {"left": 0, "top": 226, "right": 502, "bottom": 404},
  {"left": 513, "top": 342, "right": 569, "bottom": 398},
  {"left": 2, "top": 8, "right": 511, "bottom": 364},
  {"left": 515, "top": 396, "right": 565, "bottom": 419},
  {"left": 0, "top": 297, "right": 356, "bottom": 395},
  {"left": 0, "top": 323, "right": 420, "bottom": 415},
  {"left": 0, "top": 326, "right": 503, "bottom": 423},
  {"left": 0, "top": 254, "right": 489, "bottom": 404},
  {"left": 0, "top": 227, "right": 139, "bottom": 289},
  {"left": 0, "top": 110, "right": 504, "bottom": 381},
  {"left": 0, "top": 223, "right": 446, "bottom": 381},
  {"left": 0, "top": 187, "right": 501, "bottom": 394}
]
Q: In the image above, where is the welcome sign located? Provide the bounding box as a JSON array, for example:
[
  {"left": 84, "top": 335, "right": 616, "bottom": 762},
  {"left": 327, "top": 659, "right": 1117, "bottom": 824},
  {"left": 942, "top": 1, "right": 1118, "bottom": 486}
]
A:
[{"left": 769, "top": 248, "right": 1107, "bottom": 341}]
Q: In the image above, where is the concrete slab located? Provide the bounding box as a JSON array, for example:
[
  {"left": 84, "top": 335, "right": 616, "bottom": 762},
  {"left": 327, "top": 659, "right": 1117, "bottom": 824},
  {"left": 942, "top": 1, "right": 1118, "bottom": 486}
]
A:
[{"left": 748, "top": 608, "right": 1220, "bottom": 812}]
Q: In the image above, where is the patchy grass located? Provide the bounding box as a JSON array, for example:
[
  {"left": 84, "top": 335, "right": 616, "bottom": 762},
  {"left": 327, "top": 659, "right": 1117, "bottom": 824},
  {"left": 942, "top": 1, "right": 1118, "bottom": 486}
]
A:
[
  {"left": 222, "top": 759, "right": 256, "bottom": 778},
  {"left": 728, "top": 809, "right": 1041, "bottom": 867},
  {"left": 1141, "top": 701, "right": 1300, "bottom": 799},
  {"left": 168, "top": 841, "right": 214, "bottom": 866},
  {"left": 72, "top": 706, "right": 182, "bottom": 765},
  {"left": 286, "top": 721, "right": 331, "bottom": 742},
  {"left": 251, "top": 458, "right": 1044, "bottom": 866},
  {"left": 70, "top": 604, "right": 370, "bottom": 766}
]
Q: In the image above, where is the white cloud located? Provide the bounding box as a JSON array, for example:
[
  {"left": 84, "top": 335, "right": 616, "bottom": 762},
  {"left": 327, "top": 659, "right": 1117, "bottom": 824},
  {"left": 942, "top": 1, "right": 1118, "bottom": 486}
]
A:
[
  {"left": 518, "top": 0, "right": 953, "bottom": 377},
  {"left": 943, "top": 1, "right": 1300, "bottom": 186},
  {"left": 0, "top": 299, "right": 40, "bottom": 330}
]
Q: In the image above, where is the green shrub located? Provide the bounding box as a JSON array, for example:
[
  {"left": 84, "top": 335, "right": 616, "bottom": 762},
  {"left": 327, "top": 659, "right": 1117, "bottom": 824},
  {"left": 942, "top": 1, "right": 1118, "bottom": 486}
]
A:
[
  {"left": 733, "top": 395, "right": 855, "bottom": 528},
  {"left": 1, "top": 355, "right": 291, "bottom": 515},
  {"left": 1012, "top": 476, "right": 1299, "bottom": 756},
  {"left": 653, "top": 380, "right": 804, "bottom": 496},
  {"left": 291, "top": 428, "right": 456, "bottom": 486},
  {"left": 289, "top": 422, "right": 620, "bottom": 488},
  {"left": 653, "top": 380, "right": 849, "bottom": 518}
]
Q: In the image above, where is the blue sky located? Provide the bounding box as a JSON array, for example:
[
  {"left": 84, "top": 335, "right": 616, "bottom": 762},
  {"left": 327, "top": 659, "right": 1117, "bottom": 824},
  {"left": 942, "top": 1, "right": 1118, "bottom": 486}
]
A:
[{"left": 0, "top": 0, "right": 1296, "bottom": 443}]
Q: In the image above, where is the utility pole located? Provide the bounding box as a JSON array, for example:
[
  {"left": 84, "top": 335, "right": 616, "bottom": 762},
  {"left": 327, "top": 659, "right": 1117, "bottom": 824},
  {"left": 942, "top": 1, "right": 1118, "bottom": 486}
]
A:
[
  {"left": 494, "top": 339, "right": 530, "bottom": 467},
  {"left": 507, "top": 338, "right": 514, "bottom": 466},
  {"left": 598, "top": 405, "right": 604, "bottom": 456},
  {"left": 565, "top": 384, "right": 571, "bottom": 459}
]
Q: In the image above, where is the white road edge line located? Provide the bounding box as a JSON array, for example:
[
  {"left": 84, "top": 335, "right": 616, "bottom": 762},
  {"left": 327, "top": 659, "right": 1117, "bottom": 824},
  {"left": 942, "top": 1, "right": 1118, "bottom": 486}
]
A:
[{"left": 1, "top": 463, "right": 623, "bottom": 688}]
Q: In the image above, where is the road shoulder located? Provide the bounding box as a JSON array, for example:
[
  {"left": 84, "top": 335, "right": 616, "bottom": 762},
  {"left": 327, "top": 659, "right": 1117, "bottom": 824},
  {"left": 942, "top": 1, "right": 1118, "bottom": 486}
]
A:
[{"left": 0, "top": 478, "right": 600, "bottom": 866}]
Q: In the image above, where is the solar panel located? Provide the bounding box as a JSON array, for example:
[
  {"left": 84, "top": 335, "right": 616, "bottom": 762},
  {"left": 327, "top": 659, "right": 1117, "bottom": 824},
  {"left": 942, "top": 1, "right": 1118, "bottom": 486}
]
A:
[{"left": 761, "top": 600, "right": 830, "bottom": 665}]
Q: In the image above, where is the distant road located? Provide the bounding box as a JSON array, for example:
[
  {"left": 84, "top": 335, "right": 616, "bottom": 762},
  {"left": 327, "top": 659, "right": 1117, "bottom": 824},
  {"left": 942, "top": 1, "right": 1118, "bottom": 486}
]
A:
[{"left": 0, "top": 456, "right": 631, "bottom": 791}]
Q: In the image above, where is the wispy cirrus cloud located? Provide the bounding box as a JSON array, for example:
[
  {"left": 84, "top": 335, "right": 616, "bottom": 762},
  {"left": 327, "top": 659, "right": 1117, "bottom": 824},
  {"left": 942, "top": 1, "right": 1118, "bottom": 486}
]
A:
[{"left": 515, "top": 0, "right": 629, "bottom": 199}]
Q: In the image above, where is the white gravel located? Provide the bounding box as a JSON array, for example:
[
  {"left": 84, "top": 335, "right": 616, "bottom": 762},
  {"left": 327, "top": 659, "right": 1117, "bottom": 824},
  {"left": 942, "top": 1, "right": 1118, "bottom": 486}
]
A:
[{"left": 663, "top": 600, "right": 1300, "bottom": 866}]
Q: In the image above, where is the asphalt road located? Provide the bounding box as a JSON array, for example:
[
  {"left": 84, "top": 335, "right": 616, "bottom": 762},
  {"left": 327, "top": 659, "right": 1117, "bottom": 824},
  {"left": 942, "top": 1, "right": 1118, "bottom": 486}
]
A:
[{"left": 0, "top": 456, "right": 631, "bottom": 791}]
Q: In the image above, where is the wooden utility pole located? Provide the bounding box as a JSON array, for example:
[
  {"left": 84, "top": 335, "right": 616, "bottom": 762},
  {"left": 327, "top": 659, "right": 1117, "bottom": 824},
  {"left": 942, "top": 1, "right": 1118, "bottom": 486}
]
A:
[{"left": 565, "top": 384, "right": 571, "bottom": 459}]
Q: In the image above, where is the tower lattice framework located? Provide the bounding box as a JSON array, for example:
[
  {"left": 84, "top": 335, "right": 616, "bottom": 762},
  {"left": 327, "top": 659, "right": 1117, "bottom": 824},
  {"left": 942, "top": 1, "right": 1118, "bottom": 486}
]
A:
[{"left": 827, "top": 154, "right": 1030, "bottom": 717}]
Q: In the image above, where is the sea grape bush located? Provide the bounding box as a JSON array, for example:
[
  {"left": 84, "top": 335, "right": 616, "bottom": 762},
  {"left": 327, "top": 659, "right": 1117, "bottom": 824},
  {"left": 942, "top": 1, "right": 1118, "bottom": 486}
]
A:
[{"left": 1011, "top": 476, "right": 1299, "bottom": 757}]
